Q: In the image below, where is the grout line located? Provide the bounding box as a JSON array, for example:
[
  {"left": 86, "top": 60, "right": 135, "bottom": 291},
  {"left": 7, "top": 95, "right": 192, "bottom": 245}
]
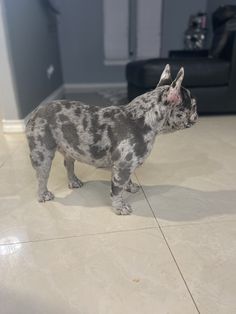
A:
[
  {"left": 135, "top": 174, "right": 200, "bottom": 314},
  {"left": 0, "top": 226, "right": 158, "bottom": 247}
]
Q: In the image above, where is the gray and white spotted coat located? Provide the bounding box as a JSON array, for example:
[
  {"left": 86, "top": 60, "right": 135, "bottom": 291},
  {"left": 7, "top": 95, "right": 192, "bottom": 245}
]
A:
[{"left": 26, "top": 65, "right": 198, "bottom": 215}]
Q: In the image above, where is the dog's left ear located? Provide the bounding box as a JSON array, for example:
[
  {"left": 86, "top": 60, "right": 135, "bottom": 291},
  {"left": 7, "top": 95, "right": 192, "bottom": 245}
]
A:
[
  {"left": 166, "top": 67, "right": 184, "bottom": 105},
  {"left": 156, "top": 64, "right": 172, "bottom": 87}
]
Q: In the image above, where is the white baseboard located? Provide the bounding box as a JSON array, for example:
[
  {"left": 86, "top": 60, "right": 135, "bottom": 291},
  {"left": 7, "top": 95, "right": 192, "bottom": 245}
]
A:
[
  {"left": 2, "top": 85, "right": 64, "bottom": 133},
  {"left": 64, "top": 82, "right": 126, "bottom": 93},
  {"left": 1, "top": 119, "right": 25, "bottom": 133}
]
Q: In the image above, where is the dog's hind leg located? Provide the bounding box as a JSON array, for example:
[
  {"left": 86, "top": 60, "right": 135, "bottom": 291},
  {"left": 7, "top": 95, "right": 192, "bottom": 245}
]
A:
[
  {"left": 27, "top": 122, "right": 57, "bottom": 202},
  {"left": 30, "top": 148, "right": 56, "bottom": 202},
  {"left": 64, "top": 156, "right": 83, "bottom": 189}
]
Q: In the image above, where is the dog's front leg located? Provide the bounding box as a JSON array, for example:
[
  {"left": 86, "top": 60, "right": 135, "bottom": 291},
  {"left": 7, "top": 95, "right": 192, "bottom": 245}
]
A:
[
  {"left": 111, "top": 165, "right": 134, "bottom": 215},
  {"left": 125, "top": 179, "right": 140, "bottom": 193}
]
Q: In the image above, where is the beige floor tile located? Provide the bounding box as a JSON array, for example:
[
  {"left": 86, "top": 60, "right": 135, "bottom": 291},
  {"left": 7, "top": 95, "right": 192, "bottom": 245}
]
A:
[
  {"left": 0, "top": 133, "right": 23, "bottom": 164},
  {"left": 0, "top": 151, "right": 157, "bottom": 244},
  {"left": 163, "top": 221, "right": 236, "bottom": 314},
  {"left": 0, "top": 229, "right": 198, "bottom": 314},
  {"left": 136, "top": 116, "right": 236, "bottom": 226}
]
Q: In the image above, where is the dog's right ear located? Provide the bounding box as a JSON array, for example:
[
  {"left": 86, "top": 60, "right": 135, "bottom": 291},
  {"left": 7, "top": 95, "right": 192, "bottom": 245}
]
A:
[
  {"left": 166, "top": 67, "right": 184, "bottom": 105},
  {"left": 156, "top": 64, "right": 172, "bottom": 87}
]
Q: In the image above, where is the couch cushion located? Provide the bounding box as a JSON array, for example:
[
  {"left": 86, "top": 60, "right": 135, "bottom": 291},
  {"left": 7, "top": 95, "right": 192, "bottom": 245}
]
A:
[{"left": 126, "top": 58, "right": 231, "bottom": 88}]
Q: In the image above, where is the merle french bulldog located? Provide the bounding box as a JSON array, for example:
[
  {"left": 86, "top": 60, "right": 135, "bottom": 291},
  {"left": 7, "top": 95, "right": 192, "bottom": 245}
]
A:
[{"left": 26, "top": 65, "right": 198, "bottom": 215}]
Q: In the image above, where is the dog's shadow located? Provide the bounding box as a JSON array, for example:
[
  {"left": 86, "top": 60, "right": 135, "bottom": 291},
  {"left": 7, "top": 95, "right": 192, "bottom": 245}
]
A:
[
  {"left": 54, "top": 180, "right": 236, "bottom": 222},
  {"left": 53, "top": 153, "right": 236, "bottom": 222}
]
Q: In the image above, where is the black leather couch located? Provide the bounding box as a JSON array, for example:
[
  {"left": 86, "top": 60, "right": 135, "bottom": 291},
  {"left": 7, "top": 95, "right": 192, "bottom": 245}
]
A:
[{"left": 126, "top": 6, "right": 236, "bottom": 114}]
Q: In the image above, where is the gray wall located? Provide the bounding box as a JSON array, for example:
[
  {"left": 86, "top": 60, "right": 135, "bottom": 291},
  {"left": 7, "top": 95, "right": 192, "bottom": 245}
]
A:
[
  {"left": 56, "top": 0, "right": 209, "bottom": 83},
  {"left": 4, "top": 0, "right": 63, "bottom": 119},
  {"left": 4, "top": 0, "right": 231, "bottom": 119},
  {"left": 161, "top": 0, "right": 207, "bottom": 56},
  {"left": 56, "top": 0, "right": 125, "bottom": 84}
]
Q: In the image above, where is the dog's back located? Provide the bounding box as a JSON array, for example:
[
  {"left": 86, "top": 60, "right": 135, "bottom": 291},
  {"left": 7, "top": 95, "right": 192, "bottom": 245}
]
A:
[{"left": 25, "top": 100, "right": 139, "bottom": 169}]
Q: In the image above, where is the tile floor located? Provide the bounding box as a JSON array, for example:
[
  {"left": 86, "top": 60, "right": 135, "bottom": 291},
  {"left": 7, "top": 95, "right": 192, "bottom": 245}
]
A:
[{"left": 0, "top": 115, "right": 236, "bottom": 314}]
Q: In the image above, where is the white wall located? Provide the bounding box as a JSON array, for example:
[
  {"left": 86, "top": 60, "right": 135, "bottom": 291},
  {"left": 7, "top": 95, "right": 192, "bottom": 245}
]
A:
[{"left": 0, "top": 0, "right": 19, "bottom": 120}]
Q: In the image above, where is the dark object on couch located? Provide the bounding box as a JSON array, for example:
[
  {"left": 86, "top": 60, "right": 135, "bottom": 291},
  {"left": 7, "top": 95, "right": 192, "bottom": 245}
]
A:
[{"left": 126, "top": 5, "right": 236, "bottom": 114}]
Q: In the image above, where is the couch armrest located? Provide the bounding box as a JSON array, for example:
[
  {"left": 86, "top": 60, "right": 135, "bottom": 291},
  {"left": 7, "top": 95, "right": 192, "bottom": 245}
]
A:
[{"left": 169, "top": 50, "right": 209, "bottom": 58}]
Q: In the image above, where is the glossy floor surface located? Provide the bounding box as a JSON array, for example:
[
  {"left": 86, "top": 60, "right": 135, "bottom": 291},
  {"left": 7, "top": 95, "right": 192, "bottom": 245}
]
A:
[{"left": 0, "top": 116, "right": 236, "bottom": 314}]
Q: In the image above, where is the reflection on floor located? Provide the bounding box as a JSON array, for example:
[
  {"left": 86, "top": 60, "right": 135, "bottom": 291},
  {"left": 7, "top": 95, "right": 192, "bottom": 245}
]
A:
[{"left": 0, "top": 113, "right": 236, "bottom": 314}]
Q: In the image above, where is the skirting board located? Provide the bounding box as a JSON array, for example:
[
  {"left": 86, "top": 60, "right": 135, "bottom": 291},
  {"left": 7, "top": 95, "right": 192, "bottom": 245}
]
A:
[
  {"left": 1, "top": 119, "right": 25, "bottom": 133},
  {"left": 2, "top": 85, "right": 64, "bottom": 133}
]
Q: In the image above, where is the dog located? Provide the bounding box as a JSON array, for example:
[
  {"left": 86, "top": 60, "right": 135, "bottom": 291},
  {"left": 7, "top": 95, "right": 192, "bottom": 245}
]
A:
[{"left": 26, "top": 65, "right": 198, "bottom": 215}]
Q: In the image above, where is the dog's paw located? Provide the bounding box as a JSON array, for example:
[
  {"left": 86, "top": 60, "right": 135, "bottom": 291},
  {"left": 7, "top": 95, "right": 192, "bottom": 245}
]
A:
[
  {"left": 68, "top": 176, "right": 83, "bottom": 189},
  {"left": 113, "top": 202, "right": 133, "bottom": 215},
  {"left": 38, "top": 191, "right": 54, "bottom": 202},
  {"left": 125, "top": 182, "right": 140, "bottom": 193}
]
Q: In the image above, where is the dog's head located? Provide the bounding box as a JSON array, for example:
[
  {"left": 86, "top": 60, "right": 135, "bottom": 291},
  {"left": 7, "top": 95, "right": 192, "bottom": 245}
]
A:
[{"left": 156, "top": 64, "right": 198, "bottom": 133}]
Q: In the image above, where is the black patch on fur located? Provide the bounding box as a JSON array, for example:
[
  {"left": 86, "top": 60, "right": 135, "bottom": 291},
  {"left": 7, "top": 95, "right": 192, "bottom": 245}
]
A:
[
  {"left": 135, "top": 116, "right": 152, "bottom": 134},
  {"left": 53, "top": 103, "right": 62, "bottom": 113},
  {"left": 111, "top": 183, "right": 122, "bottom": 196},
  {"left": 27, "top": 136, "right": 36, "bottom": 151},
  {"left": 37, "top": 135, "right": 44, "bottom": 145},
  {"left": 90, "top": 145, "right": 108, "bottom": 159},
  {"left": 65, "top": 102, "right": 71, "bottom": 109},
  {"left": 90, "top": 106, "right": 99, "bottom": 114},
  {"left": 181, "top": 88, "right": 191, "bottom": 109},
  {"left": 30, "top": 155, "right": 40, "bottom": 167},
  {"left": 107, "top": 126, "right": 115, "bottom": 142},
  {"left": 59, "top": 114, "right": 69, "bottom": 122},
  {"left": 112, "top": 149, "right": 121, "bottom": 161},
  {"left": 141, "top": 96, "right": 148, "bottom": 103},
  {"left": 90, "top": 114, "right": 102, "bottom": 143},
  {"left": 44, "top": 125, "right": 57, "bottom": 150},
  {"left": 132, "top": 135, "right": 147, "bottom": 158},
  {"left": 37, "top": 151, "right": 44, "bottom": 162},
  {"left": 94, "top": 123, "right": 106, "bottom": 142},
  {"left": 117, "top": 168, "right": 130, "bottom": 185},
  {"left": 103, "top": 111, "right": 111, "bottom": 119},
  {"left": 61, "top": 123, "right": 79, "bottom": 150},
  {"left": 74, "top": 107, "right": 81, "bottom": 116},
  {"left": 83, "top": 117, "right": 88, "bottom": 129},
  {"left": 157, "top": 90, "right": 165, "bottom": 103},
  {"left": 100, "top": 124, "right": 106, "bottom": 132},
  {"left": 125, "top": 153, "right": 133, "bottom": 161}
]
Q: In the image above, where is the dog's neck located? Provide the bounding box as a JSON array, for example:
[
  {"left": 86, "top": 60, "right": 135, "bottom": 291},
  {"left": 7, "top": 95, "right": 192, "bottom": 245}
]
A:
[{"left": 124, "top": 90, "right": 168, "bottom": 134}]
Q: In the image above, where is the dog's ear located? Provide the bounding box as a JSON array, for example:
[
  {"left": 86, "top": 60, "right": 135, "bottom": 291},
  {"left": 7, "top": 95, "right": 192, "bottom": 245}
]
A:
[
  {"left": 156, "top": 64, "right": 172, "bottom": 87},
  {"left": 166, "top": 67, "right": 184, "bottom": 105}
]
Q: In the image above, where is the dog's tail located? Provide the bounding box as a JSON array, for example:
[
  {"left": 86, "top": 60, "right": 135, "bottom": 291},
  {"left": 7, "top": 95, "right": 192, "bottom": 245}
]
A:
[{"left": 25, "top": 103, "right": 45, "bottom": 127}]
